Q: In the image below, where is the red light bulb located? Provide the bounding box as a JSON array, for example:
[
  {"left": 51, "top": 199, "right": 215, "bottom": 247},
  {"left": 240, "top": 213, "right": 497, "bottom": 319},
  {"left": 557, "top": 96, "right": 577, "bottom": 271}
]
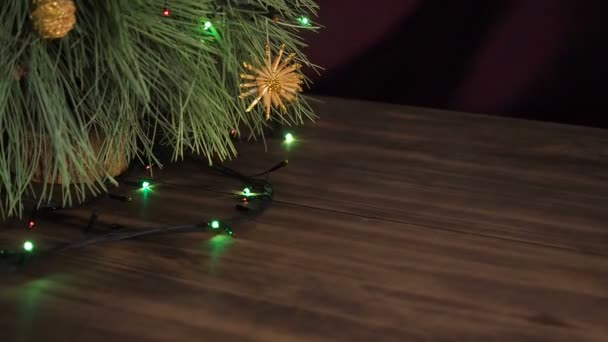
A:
[
  {"left": 163, "top": 8, "right": 171, "bottom": 17},
  {"left": 145, "top": 165, "right": 151, "bottom": 170},
  {"left": 28, "top": 220, "right": 35, "bottom": 229}
]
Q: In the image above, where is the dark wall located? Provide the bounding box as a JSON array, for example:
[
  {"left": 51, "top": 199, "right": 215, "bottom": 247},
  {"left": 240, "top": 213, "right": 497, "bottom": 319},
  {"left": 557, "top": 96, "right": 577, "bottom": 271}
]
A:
[{"left": 304, "top": 0, "right": 608, "bottom": 128}]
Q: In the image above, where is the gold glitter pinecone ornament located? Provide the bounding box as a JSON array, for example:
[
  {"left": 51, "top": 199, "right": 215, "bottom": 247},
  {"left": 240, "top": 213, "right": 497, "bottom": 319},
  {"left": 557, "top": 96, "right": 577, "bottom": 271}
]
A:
[{"left": 31, "top": 0, "right": 77, "bottom": 39}]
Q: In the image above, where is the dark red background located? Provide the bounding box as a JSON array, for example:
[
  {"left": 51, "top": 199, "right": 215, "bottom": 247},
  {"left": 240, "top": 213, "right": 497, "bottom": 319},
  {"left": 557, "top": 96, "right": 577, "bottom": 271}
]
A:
[{"left": 303, "top": 0, "right": 608, "bottom": 128}]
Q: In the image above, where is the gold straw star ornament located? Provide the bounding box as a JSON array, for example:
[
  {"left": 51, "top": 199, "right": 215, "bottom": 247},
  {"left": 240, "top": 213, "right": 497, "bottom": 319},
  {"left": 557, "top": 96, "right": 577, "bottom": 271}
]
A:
[{"left": 239, "top": 44, "right": 304, "bottom": 120}]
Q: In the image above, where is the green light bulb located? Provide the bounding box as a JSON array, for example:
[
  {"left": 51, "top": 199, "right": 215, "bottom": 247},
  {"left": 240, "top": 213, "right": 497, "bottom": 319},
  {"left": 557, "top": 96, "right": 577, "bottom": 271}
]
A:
[
  {"left": 23, "top": 241, "right": 34, "bottom": 252},
  {"left": 284, "top": 133, "right": 295, "bottom": 144},
  {"left": 298, "top": 16, "right": 311, "bottom": 26},
  {"left": 204, "top": 21, "right": 212, "bottom": 30},
  {"left": 210, "top": 220, "right": 220, "bottom": 229},
  {"left": 242, "top": 187, "right": 251, "bottom": 196},
  {"left": 142, "top": 181, "right": 151, "bottom": 190}
]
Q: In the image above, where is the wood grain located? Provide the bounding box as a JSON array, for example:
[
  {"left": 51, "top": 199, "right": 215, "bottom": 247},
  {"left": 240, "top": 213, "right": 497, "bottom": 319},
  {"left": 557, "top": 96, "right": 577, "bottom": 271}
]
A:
[
  {"left": 229, "top": 97, "right": 608, "bottom": 255},
  {"left": 1, "top": 97, "right": 607, "bottom": 341}
]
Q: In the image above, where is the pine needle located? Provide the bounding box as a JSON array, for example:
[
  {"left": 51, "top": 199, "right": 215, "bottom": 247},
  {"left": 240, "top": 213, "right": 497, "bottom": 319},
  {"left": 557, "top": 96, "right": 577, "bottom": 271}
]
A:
[{"left": 0, "top": 0, "right": 319, "bottom": 217}]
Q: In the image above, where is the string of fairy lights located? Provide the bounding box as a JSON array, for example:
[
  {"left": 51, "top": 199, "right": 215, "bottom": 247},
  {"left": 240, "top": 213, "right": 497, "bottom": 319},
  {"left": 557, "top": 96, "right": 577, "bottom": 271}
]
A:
[
  {"left": 161, "top": 2, "right": 314, "bottom": 33},
  {"left": 0, "top": 4, "right": 315, "bottom": 268},
  {"left": 0, "top": 132, "right": 297, "bottom": 268}
]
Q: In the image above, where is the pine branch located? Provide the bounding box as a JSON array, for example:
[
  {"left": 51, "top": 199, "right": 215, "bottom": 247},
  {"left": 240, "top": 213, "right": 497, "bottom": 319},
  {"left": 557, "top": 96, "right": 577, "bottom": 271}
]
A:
[{"left": 0, "top": 0, "right": 319, "bottom": 217}]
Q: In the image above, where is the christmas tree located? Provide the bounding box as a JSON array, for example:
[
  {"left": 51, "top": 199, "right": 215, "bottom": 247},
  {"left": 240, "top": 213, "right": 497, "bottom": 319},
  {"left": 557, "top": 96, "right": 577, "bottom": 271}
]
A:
[{"left": 0, "top": 0, "right": 318, "bottom": 217}]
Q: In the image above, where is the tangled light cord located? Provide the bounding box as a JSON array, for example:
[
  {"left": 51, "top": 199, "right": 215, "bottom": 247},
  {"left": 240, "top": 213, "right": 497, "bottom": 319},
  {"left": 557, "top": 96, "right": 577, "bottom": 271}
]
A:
[{"left": 0, "top": 159, "right": 288, "bottom": 269}]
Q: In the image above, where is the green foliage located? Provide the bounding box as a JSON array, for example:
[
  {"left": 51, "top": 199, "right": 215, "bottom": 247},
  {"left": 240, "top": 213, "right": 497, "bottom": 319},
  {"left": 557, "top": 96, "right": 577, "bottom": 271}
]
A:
[{"left": 0, "top": 0, "right": 318, "bottom": 217}]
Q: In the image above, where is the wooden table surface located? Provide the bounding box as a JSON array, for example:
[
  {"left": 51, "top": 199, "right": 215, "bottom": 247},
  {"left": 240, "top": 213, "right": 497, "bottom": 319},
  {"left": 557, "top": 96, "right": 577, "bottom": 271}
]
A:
[{"left": 1, "top": 97, "right": 607, "bottom": 341}]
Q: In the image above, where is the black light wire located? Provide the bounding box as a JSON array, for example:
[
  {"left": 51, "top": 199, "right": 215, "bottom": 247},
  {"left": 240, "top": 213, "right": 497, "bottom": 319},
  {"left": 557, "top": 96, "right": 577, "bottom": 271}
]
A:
[{"left": 0, "top": 159, "right": 287, "bottom": 268}]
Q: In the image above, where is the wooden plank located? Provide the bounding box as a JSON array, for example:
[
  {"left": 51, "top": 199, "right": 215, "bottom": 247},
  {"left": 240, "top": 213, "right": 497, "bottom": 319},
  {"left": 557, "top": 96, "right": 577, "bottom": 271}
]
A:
[
  {"left": 225, "top": 97, "right": 608, "bottom": 255},
  {"left": 0, "top": 201, "right": 606, "bottom": 341},
  {"left": 0, "top": 96, "right": 607, "bottom": 341}
]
